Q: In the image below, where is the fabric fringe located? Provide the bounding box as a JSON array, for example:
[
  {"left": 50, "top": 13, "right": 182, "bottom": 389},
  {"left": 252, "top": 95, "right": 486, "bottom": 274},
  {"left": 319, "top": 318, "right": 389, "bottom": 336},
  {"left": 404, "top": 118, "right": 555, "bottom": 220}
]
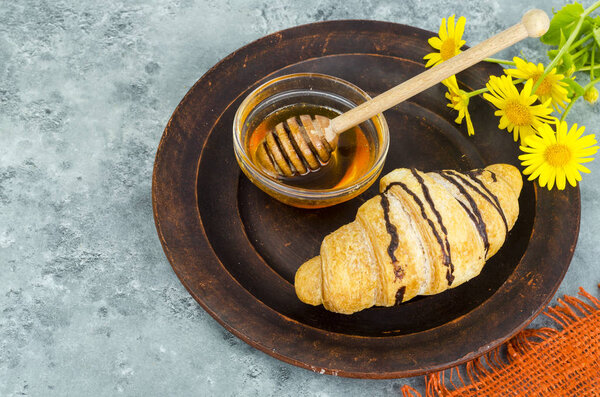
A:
[
  {"left": 400, "top": 385, "right": 421, "bottom": 397},
  {"left": 400, "top": 287, "right": 600, "bottom": 397}
]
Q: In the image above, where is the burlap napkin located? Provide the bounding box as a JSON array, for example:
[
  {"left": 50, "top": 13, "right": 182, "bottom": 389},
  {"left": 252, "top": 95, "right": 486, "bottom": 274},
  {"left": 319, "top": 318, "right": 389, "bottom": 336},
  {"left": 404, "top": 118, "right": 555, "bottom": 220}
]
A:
[{"left": 401, "top": 287, "right": 600, "bottom": 396}]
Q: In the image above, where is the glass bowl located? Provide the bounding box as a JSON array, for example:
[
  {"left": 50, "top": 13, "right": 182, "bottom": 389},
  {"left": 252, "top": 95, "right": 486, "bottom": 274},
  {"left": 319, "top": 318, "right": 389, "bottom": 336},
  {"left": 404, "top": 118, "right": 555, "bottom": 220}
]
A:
[{"left": 233, "top": 73, "right": 389, "bottom": 208}]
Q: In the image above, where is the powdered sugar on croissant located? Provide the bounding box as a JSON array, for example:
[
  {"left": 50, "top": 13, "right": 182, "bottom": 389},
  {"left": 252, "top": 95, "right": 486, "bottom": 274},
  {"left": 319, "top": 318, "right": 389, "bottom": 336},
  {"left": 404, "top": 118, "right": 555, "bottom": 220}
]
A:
[{"left": 294, "top": 164, "right": 522, "bottom": 314}]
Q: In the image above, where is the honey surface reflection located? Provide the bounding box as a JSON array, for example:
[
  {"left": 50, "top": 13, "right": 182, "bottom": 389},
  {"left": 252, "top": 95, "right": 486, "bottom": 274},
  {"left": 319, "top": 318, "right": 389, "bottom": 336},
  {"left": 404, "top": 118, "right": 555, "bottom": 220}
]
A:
[{"left": 247, "top": 103, "right": 375, "bottom": 190}]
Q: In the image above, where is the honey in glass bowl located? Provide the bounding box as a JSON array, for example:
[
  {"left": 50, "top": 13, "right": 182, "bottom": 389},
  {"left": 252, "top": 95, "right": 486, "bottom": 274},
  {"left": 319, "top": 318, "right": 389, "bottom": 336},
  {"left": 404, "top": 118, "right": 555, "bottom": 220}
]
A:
[
  {"left": 233, "top": 73, "right": 389, "bottom": 208},
  {"left": 246, "top": 103, "right": 375, "bottom": 190}
]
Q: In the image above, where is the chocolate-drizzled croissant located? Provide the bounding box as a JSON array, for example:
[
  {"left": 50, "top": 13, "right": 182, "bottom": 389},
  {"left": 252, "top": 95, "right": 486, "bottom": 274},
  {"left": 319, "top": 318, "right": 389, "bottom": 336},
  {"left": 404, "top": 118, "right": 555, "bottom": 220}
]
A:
[{"left": 294, "top": 164, "right": 522, "bottom": 314}]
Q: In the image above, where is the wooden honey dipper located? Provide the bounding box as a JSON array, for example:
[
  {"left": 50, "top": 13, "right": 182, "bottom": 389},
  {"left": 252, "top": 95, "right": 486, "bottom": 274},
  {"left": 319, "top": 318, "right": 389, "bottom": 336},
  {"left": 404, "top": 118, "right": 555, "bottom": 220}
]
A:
[{"left": 256, "top": 9, "right": 549, "bottom": 177}]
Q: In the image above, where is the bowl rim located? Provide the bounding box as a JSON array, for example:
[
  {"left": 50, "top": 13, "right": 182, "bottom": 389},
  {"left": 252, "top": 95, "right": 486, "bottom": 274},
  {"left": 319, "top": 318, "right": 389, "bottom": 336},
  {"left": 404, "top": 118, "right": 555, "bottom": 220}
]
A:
[{"left": 232, "top": 72, "right": 390, "bottom": 199}]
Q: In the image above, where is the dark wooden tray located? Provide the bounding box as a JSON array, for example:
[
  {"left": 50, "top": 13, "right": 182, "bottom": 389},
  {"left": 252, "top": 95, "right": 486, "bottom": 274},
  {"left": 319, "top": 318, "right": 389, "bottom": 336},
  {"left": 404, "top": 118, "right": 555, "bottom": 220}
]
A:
[{"left": 152, "top": 20, "right": 580, "bottom": 378}]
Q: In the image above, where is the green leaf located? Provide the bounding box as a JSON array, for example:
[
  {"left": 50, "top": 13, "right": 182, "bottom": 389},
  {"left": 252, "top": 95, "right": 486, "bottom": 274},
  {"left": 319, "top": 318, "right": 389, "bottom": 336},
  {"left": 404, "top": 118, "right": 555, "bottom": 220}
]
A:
[
  {"left": 563, "top": 51, "right": 574, "bottom": 69},
  {"left": 547, "top": 49, "right": 559, "bottom": 60},
  {"left": 563, "top": 77, "right": 585, "bottom": 96},
  {"left": 559, "top": 28, "right": 567, "bottom": 47},
  {"left": 585, "top": 15, "right": 600, "bottom": 32},
  {"left": 558, "top": 29, "right": 567, "bottom": 48},
  {"left": 557, "top": 63, "right": 569, "bottom": 76},
  {"left": 541, "top": 3, "right": 585, "bottom": 45},
  {"left": 578, "top": 18, "right": 594, "bottom": 37},
  {"left": 576, "top": 50, "right": 589, "bottom": 68}
]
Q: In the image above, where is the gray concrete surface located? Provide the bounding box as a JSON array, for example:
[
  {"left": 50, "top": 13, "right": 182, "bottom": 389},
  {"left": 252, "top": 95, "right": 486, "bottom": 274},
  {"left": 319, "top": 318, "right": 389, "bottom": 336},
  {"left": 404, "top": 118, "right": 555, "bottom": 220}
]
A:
[{"left": 1, "top": 0, "right": 599, "bottom": 395}]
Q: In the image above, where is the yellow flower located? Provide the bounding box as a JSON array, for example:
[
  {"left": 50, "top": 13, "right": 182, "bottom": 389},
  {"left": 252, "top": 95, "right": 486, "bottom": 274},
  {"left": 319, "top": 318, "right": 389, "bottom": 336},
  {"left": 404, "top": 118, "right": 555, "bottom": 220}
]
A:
[
  {"left": 483, "top": 76, "right": 555, "bottom": 144},
  {"left": 442, "top": 75, "right": 474, "bottom": 135},
  {"left": 519, "top": 121, "right": 598, "bottom": 190},
  {"left": 424, "top": 15, "right": 466, "bottom": 68},
  {"left": 505, "top": 57, "right": 570, "bottom": 112}
]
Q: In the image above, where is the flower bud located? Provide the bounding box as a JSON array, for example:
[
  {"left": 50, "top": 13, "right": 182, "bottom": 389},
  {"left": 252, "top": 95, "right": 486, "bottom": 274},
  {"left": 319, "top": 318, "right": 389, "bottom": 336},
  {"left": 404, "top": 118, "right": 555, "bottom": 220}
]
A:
[
  {"left": 565, "top": 65, "right": 576, "bottom": 77},
  {"left": 584, "top": 86, "right": 599, "bottom": 104}
]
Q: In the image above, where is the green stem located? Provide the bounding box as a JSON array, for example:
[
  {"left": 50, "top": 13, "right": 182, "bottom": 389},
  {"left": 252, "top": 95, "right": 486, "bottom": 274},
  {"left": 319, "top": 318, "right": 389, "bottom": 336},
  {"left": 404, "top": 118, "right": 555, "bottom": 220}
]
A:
[
  {"left": 533, "top": 29, "right": 582, "bottom": 92},
  {"left": 571, "top": 46, "right": 589, "bottom": 61},
  {"left": 464, "top": 79, "right": 525, "bottom": 98},
  {"left": 560, "top": 96, "right": 579, "bottom": 121},
  {"left": 569, "top": 32, "right": 594, "bottom": 50},
  {"left": 584, "top": 77, "right": 600, "bottom": 91},
  {"left": 559, "top": 78, "right": 600, "bottom": 121},
  {"left": 466, "top": 87, "right": 490, "bottom": 97},
  {"left": 591, "top": 46, "right": 596, "bottom": 80},
  {"left": 580, "top": 64, "right": 600, "bottom": 72},
  {"left": 584, "top": 1, "right": 600, "bottom": 22},
  {"left": 532, "top": 0, "right": 600, "bottom": 93},
  {"left": 484, "top": 57, "right": 516, "bottom": 66}
]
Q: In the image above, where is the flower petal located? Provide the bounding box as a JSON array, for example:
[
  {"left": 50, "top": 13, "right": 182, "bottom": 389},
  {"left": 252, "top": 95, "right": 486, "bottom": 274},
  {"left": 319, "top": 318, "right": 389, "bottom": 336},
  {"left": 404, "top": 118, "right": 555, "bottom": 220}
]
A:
[
  {"left": 556, "top": 167, "right": 566, "bottom": 190},
  {"left": 546, "top": 167, "right": 556, "bottom": 190},
  {"left": 565, "top": 164, "right": 579, "bottom": 186},
  {"left": 428, "top": 37, "right": 443, "bottom": 49},
  {"left": 455, "top": 16, "right": 466, "bottom": 40},
  {"left": 439, "top": 17, "right": 447, "bottom": 40},
  {"left": 465, "top": 114, "right": 474, "bottom": 136},
  {"left": 447, "top": 15, "right": 456, "bottom": 38}
]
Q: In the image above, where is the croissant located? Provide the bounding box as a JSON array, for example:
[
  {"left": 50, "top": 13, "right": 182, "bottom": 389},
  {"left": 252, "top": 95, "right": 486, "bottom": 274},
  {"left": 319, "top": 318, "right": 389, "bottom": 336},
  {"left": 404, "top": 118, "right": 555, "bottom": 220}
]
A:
[{"left": 294, "top": 164, "right": 523, "bottom": 314}]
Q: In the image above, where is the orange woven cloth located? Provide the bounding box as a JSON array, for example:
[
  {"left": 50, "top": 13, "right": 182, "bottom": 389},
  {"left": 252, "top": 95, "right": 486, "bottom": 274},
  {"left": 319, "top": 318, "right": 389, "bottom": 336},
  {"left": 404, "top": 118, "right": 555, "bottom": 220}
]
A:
[{"left": 402, "top": 288, "right": 600, "bottom": 396}]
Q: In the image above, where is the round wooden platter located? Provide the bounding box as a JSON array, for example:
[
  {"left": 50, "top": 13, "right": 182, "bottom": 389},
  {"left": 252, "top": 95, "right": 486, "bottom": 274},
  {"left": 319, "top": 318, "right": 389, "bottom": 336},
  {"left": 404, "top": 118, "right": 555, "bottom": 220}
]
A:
[{"left": 152, "top": 21, "right": 580, "bottom": 378}]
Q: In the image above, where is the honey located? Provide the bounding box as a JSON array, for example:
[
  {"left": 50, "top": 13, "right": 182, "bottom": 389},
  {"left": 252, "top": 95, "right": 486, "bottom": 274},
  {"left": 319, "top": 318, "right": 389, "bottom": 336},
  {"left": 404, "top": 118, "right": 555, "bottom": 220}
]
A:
[{"left": 246, "top": 103, "right": 377, "bottom": 190}]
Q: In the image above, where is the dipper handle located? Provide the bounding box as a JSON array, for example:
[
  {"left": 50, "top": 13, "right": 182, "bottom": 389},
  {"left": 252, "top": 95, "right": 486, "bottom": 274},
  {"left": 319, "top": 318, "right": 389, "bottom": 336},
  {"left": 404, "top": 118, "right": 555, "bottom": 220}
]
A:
[{"left": 330, "top": 9, "right": 550, "bottom": 134}]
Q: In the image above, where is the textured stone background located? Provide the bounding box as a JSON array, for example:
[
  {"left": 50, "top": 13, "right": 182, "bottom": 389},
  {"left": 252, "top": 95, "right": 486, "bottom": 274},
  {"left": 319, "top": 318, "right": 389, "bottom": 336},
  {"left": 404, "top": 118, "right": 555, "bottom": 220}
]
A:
[{"left": 1, "top": 0, "right": 599, "bottom": 395}]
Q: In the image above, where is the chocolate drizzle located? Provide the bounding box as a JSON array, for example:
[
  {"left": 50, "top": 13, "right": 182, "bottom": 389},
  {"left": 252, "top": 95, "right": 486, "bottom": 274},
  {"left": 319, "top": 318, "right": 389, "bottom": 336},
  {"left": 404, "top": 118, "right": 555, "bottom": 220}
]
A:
[
  {"left": 384, "top": 173, "right": 454, "bottom": 286},
  {"left": 395, "top": 286, "right": 406, "bottom": 305},
  {"left": 450, "top": 170, "right": 508, "bottom": 232},
  {"left": 469, "top": 168, "right": 497, "bottom": 182},
  {"left": 410, "top": 169, "right": 454, "bottom": 285},
  {"left": 438, "top": 172, "right": 490, "bottom": 255},
  {"left": 379, "top": 194, "right": 403, "bottom": 280}
]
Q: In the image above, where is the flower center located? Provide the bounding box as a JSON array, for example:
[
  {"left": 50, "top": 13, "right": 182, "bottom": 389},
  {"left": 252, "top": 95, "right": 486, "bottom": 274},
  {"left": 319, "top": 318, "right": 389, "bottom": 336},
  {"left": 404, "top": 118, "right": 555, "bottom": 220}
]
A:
[
  {"left": 449, "top": 93, "right": 460, "bottom": 106},
  {"left": 544, "top": 143, "right": 572, "bottom": 167},
  {"left": 504, "top": 100, "right": 532, "bottom": 126},
  {"left": 440, "top": 39, "right": 457, "bottom": 61},
  {"left": 450, "top": 91, "right": 469, "bottom": 109},
  {"left": 532, "top": 73, "right": 552, "bottom": 97}
]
